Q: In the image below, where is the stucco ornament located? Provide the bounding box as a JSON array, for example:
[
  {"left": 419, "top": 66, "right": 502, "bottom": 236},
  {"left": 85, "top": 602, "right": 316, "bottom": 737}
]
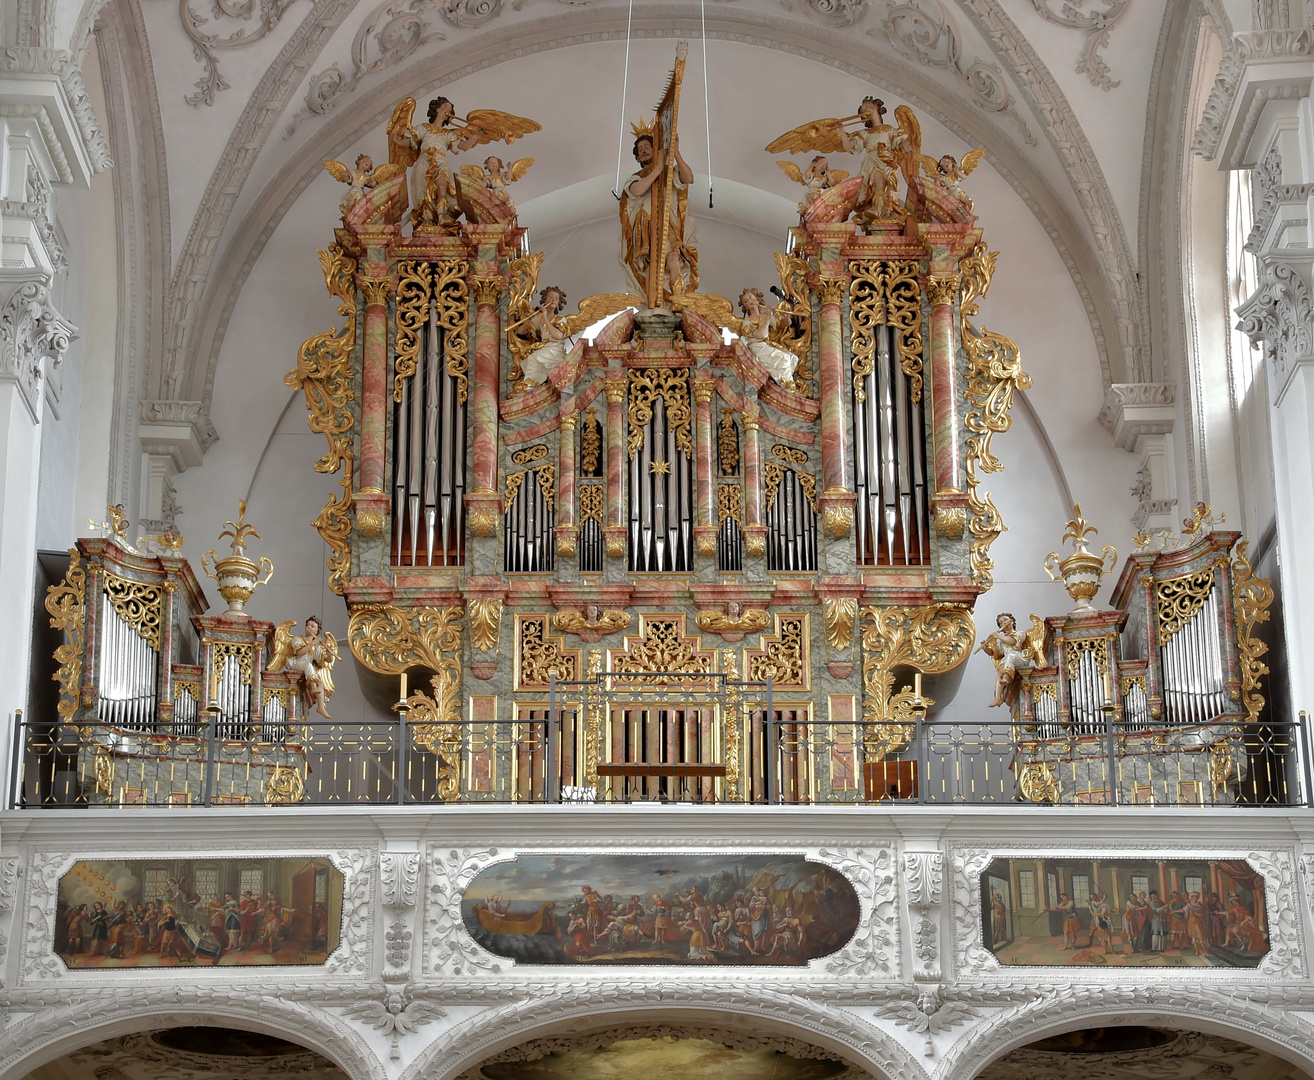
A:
[
  {"left": 325, "top": 850, "right": 375, "bottom": 975},
  {"left": 886, "top": 986, "right": 977, "bottom": 1057},
  {"left": 1237, "top": 260, "right": 1314, "bottom": 383},
  {"left": 179, "top": 0, "right": 309, "bottom": 106},
  {"left": 426, "top": 848, "right": 503, "bottom": 975},
  {"left": 1026, "top": 0, "right": 1128, "bottom": 90},
  {"left": 345, "top": 985, "right": 444, "bottom": 1060},
  {"left": 819, "top": 846, "right": 898, "bottom": 976},
  {"left": 902, "top": 851, "right": 943, "bottom": 980},
  {"left": 381, "top": 851, "right": 422, "bottom": 911},
  {"left": 0, "top": 279, "right": 74, "bottom": 419}
]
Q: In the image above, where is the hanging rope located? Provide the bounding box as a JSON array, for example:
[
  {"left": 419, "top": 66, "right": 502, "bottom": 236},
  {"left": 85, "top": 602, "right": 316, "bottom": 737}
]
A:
[
  {"left": 612, "top": 0, "right": 636, "bottom": 200},
  {"left": 701, "top": 0, "right": 713, "bottom": 208}
]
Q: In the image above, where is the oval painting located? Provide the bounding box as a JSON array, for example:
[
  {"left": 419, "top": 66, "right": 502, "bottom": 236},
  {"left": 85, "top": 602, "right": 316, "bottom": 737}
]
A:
[{"left": 463, "top": 853, "right": 859, "bottom": 965}]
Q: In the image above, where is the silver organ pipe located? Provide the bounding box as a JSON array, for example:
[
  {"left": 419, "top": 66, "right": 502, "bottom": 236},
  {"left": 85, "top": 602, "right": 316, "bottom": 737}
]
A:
[
  {"left": 504, "top": 468, "right": 555, "bottom": 573},
  {"left": 853, "top": 322, "right": 929, "bottom": 565},
  {"left": 628, "top": 390, "right": 694, "bottom": 573},
  {"left": 214, "top": 654, "right": 252, "bottom": 740},
  {"left": 1160, "top": 583, "right": 1227, "bottom": 724},
  {"left": 392, "top": 297, "right": 467, "bottom": 567},
  {"left": 579, "top": 484, "right": 604, "bottom": 573},
  {"left": 1066, "top": 648, "right": 1106, "bottom": 735},
  {"left": 173, "top": 685, "right": 199, "bottom": 736},
  {"left": 264, "top": 694, "right": 288, "bottom": 743},
  {"left": 766, "top": 469, "right": 817, "bottom": 573},
  {"left": 97, "top": 594, "right": 159, "bottom": 731}
]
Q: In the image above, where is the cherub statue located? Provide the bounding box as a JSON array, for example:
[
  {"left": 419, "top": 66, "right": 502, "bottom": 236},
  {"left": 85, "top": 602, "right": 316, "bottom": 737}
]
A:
[
  {"left": 268, "top": 616, "right": 339, "bottom": 719},
  {"left": 977, "top": 613, "right": 1047, "bottom": 709},
  {"left": 736, "top": 288, "right": 799, "bottom": 385},
  {"left": 917, "top": 149, "right": 985, "bottom": 215},
  {"left": 322, "top": 154, "right": 404, "bottom": 214},
  {"left": 386, "top": 96, "right": 540, "bottom": 228},
  {"left": 458, "top": 154, "right": 533, "bottom": 221},
  {"left": 507, "top": 285, "right": 578, "bottom": 386},
  {"left": 777, "top": 155, "right": 849, "bottom": 216}
]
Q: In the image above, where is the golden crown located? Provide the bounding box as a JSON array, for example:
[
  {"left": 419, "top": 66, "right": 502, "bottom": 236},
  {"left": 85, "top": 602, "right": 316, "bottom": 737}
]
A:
[{"left": 630, "top": 117, "right": 657, "bottom": 140}]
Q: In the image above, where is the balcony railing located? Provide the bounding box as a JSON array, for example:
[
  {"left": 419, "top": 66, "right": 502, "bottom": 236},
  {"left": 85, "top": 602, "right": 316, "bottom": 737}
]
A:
[{"left": 10, "top": 691, "right": 1310, "bottom": 809}]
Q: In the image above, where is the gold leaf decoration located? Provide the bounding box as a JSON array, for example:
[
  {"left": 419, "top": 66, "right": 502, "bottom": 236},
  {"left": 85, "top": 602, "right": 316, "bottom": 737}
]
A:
[
  {"left": 822, "top": 596, "right": 858, "bottom": 651},
  {"left": 511, "top": 444, "right": 548, "bottom": 465},
  {"left": 1232, "top": 541, "right": 1274, "bottom": 725},
  {"left": 627, "top": 369, "right": 692, "bottom": 456},
  {"left": 468, "top": 598, "right": 504, "bottom": 653},
  {"left": 762, "top": 462, "right": 817, "bottom": 513},
  {"left": 717, "top": 483, "right": 743, "bottom": 524},
  {"left": 102, "top": 573, "right": 163, "bottom": 650},
  {"left": 347, "top": 604, "right": 465, "bottom": 675},
  {"left": 771, "top": 250, "right": 813, "bottom": 388},
  {"left": 848, "top": 260, "right": 924, "bottom": 402},
  {"left": 694, "top": 608, "right": 770, "bottom": 638},
  {"left": 404, "top": 674, "right": 463, "bottom": 799},
  {"left": 553, "top": 609, "right": 632, "bottom": 637},
  {"left": 505, "top": 250, "right": 545, "bottom": 384},
  {"left": 518, "top": 615, "right": 579, "bottom": 687},
  {"left": 45, "top": 548, "right": 86, "bottom": 721},
  {"left": 612, "top": 616, "right": 715, "bottom": 677},
  {"left": 434, "top": 260, "right": 470, "bottom": 402},
  {"left": 1155, "top": 567, "right": 1215, "bottom": 645},
  {"left": 772, "top": 444, "right": 809, "bottom": 466},
  {"left": 393, "top": 260, "right": 432, "bottom": 401},
  {"left": 579, "top": 485, "right": 605, "bottom": 525},
  {"left": 1018, "top": 761, "right": 1060, "bottom": 803},
  {"left": 746, "top": 615, "right": 808, "bottom": 687},
  {"left": 580, "top": 407, "right": 602, "bottom": 475},
  {"left": 264, "top": 763, "right": 306, "bottom": 805},
  {"left": 718, "top": 408, "right": 740, "bottom": 476}
]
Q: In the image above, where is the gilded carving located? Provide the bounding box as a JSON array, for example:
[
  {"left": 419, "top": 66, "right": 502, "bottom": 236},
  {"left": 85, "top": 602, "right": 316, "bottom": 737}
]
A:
[
  {"left": 1018, "top": 760, "right": 1060, "bottom": 803},
  {"left": 718, "top": 408, "right": 740, "bottom": 475},
  {"left": 772, "top": 250, "right": 813, "bottom": 387},
  {"left": 763, "top": 462, "right": 818, "bottom": 513},
  {"left": 959, "top": 243, "right": 997, "bottom": 314},
  {"left": 849, "top": 260, "right": 924, "bottom": 401},
  {"left": 718, "top": 483, "right": 743, "bottom": 524},
  {"left": 860, "top": 605, "right": 975, "bottom": 758},
  {"left": 471, "top": 276, "right": 504, "bottom": 306},
  {"left": 517, "top": 615, "right": 579, "bottom": 687},
  {"left": 1064, "top": 636, "right": 1109, "bottom": 676},
  {"left": 722, "top": 648, "right": 742, "bottom": 799},
  {"left": 393, "top": 260, "right": 432, "bottom": 400},
  {"left": 605, "top": 533, "right": 625, "bottom": 558},
  {"left": 822, "top": 501, "right": 854, "bottom": 539},
  {"left": 1232, "top": 541, "right": 1274, "bottom": 725},
  {"left": 287, "top": 244, "right": 357, "bottom": 594},
  {"left": 504, "top": 465, "right": 554, "bottom": 514},
  {"left": 925, "top": 275, "right": 959, "bottom": 307},
  {"left": 361, "top": 278, "right": 392, "bottom": 307},
  {"left": 356, "top": 501, "right": 386, "bottom": 538},
  {"left": 347, "top": 603, "right": 465, "bottom": 675},
  {"left": 264, "top": 763, "right": 306, "bottom": 805},
  {"left": 822, "top": 596, "right": 858, "bottom": 651},
  {"left": 745, "top": 533, "right": 765, "bottom": 557},
  {"left": 435, "top": 260, "right": 471, "bottom": 402},
  {"left": 771, "top": 443, "right": 809, "bottom": 466},
  {"left": 556, "top": 529, "right": 577, "bottom": 557},
  {"left": 962, "top": 317, "right": 1031, "bottom": 590},
  {"left": 747, "top": 615, "right": 808, "bottom": 688},
  {"left": 580, "top": 407, "right": 601, "bottom": 474},
  {"left": 627, "top": 368, "right": 692, "bottom": 456},
  {"left": 1155, "top": 567, "right": 1215, "bottom": 645},
  {"left": 404, "top": 675, "right": 463, "bottom": 798},
  {"left": 694, "top": 607, "right": 770, "bottom": 638},
  {"left": 611, "top": 615, "right": 715, "bottom": 676},
  {"left": 504, "top": 251, "right": 544, "bottom": 383},
  {"left": 211, "top": 641, "right": 254, "bottom": 689},
  {"left": 815, "top": 276, "right": 846, "bottom": 306},
  {"left": 510, "top": 444, "right": 548, "bottom": 465},
  {"left": 468, "top": 597, "right": 504, "bottom": 653},
  {"left": 935, "top": 505, "right": 967, "bottom": 539},
  {"left": 553, "top": 608, "right": 632, "bottom": 637},
  {"left": 45, "top": 548, "right": 86, "bottom": 721},
  {"left": 579, "top": 484, "right": 605, "bottom": 525},
  {"left": 1209, "top": 739, "right": 1237, "bottom": 793},
  {"left": 101, "top": 573, "right": 164, "bottom": 651},
  {"left": 467, "top": 505, "right": 499, "bottom": 537}
]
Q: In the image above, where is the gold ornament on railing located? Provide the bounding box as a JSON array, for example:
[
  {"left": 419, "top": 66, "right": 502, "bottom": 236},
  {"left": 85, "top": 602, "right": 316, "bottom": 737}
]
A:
[
  {"left": 202, "top": 501, "right": 274, "bottom": 616},
  {"left": 1043, "top": 505, "right": 1117, "bottom": 612}
]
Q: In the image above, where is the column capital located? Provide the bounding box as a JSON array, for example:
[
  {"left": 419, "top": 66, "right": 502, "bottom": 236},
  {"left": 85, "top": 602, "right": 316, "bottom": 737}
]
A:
[
  {"left": 815, "top": 276, "right": 846, "bottom": 306},
  {"left": 0, "top": 273, "right": 73, "bottom": 421},
  {"left": 926, "top": 275, "right": 960, "bottom": 307},
  {"left": 360, "top": 278, "right": 392, "bottom": 307},
  {"left": 604, "top": 377, "right": 626, "bottom": 404},
  {"left": 471, "top": 276, "right": 505, "bottom": 305},
  {"left": 1097, "top": 383, "right": 1176, "bottom": 451}
]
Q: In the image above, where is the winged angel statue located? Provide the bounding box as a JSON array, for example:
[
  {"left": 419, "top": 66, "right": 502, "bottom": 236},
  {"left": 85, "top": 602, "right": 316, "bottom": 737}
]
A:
[
  {"left": 767, "top": 98, "right": 984, "bottom": 227},
  {"left": 268, "top": 617, "right": 339, "bottom": 719},
  {"left": 385, "top": 96, "right": 540, "bottom": 228},
  {"left": 976, "top": 612, "right": 1047, "bottom": 709}
]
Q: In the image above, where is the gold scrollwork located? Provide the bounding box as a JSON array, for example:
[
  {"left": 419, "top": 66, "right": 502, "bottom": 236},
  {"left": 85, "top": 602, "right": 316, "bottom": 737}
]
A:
[
  {"left": 468, "top": 597, "right": 504, "bottom": 653},
  {"left": 962, "top": 315, "right": 1031, "bottom": 590},
  {"left": 745, "top": 533, "right": 765, "bottom": 557},
  {"left": 1064, "top": 637, "right": 1110, "bottom": 676},
  {"left": 718, "top": 408, "right": 740, "bottom": 476},
  {"left": 102, "top": 573, "right": 164, "bottom": 651},
  {"left": 211, "top": 642, "right": 254, "bottom": 691},
  {"left": 403, "top": 675, "right": 463, "bottom": 800},
  {"left": 627, "top": 369, "right": 693, "bottom": 457},
  {"left": 393, "top": 260, "right": 432, "bottom": 401},
  {"left": 935, "top": 505, "right": 967, "bottom": 539},
  {"left": 93, "top": 745, "right": 113, "bottom": 797},
  {"left": 579, "top": 484, "right": 605, "bottom": 524},
  {"left": 1208, "top": 739, "right": 1237, "bottom": 793},
  {"left": 859, "top": 605, "right": 974, "bottom": 758},
  {"left": 468, "top": 506, "right": 499, "bottom": 538},
  {"left": 1120, "top": 674, "right": 1146, "bottom": 696},
  {"left": 848, "top": 260, "right": 924, "bottom": 402},
  {"left": 581, "top": 408, "right": 602, "bottom": 475},
  {"left": 435, "top": 260, "right": 471, "bottom": 402},
  {"left": 1018, "top": 761, "right": 1060, "bottom": 803},
  {"left": 347, "top": 603, "right": 465, "bottom": 675},
  {"left": 959, "top": 242, "right": 997, "bottom": 315},
  {"left": 1232, "top": 541, "right": 1274, "bottom": 725},
  {"left": 771, "top": 444, "right": 809, "bottom": 466},
  {"left": 287, "top": 245, "right": 358, "bottom": 594},
  {"left": 264, "top": 763, "right": 306, "bottom": 805},
  {"left": 518, "top": 615, "right": 578, "bottom": 686},
  {"left": 771, "top": 250, "right": 813, "bottom": 388},
  {"left": 45, "top": 548, "right": 86, "bottom": 721},
  {"left": 503, "top": 465, "right": 554, "bottom": 514},
  {"left": 822, "top": 502, "right": 854, "bottom": 539},
  {"left": 505, "top": 250, "right": 545, "bottom": 384},
  {"left": 613, "top": 616, "right": 715, "bottom": 676},
  {"left": 747, "top": 615, "right": 807, "bottom": 687},
  {"left": 822, "top": 596, "right": 858, "bottom": 652},
  {"left": 762, "top": 462, "right": 818, "bottom": 514},
  {"left": 723, "top": 648, "right": 742, "bottom": 800},
  {"left": 511, "top": 444, "right": 548, "bottom": 465},
  {"left": 717, "top": 483, "right": 743, "bottom": 524},
  {"left": 1155, "top": 567, "right": 1215, "bottom": 645}
]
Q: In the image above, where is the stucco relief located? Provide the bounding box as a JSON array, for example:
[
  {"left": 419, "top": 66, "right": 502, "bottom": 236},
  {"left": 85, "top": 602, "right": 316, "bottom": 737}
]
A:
[
  {"left": 818, "top": 846, "right": 898, "bottom": 977},
  {"left": 427, "top": 848, "right": 505, "bottom": 976}
]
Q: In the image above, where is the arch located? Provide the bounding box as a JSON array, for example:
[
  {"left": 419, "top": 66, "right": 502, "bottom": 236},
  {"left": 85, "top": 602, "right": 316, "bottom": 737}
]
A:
[
  {"left": 941, "top": 990, "right": 1314, "bottom": 1080},
  {"left": 0, "top": 992, "right": 385, "bottom": 1080},
  {"left": 183, "top": 4, "right": 1129, "bottom": 441},
  {"left": 403, "top": 994, "right": 927, "bottom": 1080}
]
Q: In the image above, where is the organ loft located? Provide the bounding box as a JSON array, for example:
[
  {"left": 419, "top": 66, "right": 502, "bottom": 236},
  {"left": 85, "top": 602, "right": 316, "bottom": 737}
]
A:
[{"left": 27, "top": 43, "right": 1280, "bottom": 811}]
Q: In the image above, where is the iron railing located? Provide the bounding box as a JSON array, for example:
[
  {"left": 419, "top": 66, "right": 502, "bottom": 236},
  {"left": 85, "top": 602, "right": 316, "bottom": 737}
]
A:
[{"left": 10, "top": 697, "right": 1310, "bottom": 809}]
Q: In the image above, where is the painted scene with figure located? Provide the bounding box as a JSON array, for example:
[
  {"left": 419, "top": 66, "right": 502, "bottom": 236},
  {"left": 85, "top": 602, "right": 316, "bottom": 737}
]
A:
[
  {"left": 981, "top": 856, "right": 1270, "bottom": 968},
  {"left": 463, "top": 853, "right": 860, "bottom": 966},
  {"left": 55, "top": 857, "right": 343, "bottom": 968}
]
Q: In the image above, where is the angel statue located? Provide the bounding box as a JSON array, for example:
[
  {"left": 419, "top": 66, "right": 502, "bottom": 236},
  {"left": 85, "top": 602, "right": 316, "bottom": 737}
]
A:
[
  {"left": 509, "top": 284, "right": 581, "bottom": 386},
  {"left": 916, "top": 150, "right": 985, "bottom": 221},
  {"left": 322, "top": 154, "right": 404, "bottom": 214},
  {"left": 977, "top": 613, "right": 1046, "bottom": 709},
  {"left": 736, "top": 288, "right": 799, "bottom": 385},
  {"left": 778, "top": 155, "right": 848, "bottom": 217},
  {"left": 386, "top": 96, "right": 540, "bottom": 228},
  {"left": 268, "top": 616, "right": 339, "bottom": 719},
  {"left": 457, "top": 154, "right": 533, "bottom": 224},
  {"left": 620, "top": 125, "right": 698, "bottom": 299}
]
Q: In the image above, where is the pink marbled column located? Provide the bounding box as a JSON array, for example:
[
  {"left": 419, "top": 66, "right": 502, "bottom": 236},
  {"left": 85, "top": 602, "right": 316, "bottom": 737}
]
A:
[
  {"left": 692, "top": 378, "right": 715, "bottom": 527},
  {"left": 359, "top": 279, "right": 391, "bottom": 493},
  {"left": 816, "top": 278, "right": 850, "bottom": 493},
  {"left": 558, "top": 410, "right": 577, "bottom": 529},
  {"left": 604, "top": 378, "right": 625, "bottom": 530},
  {"left": 927, "top": 276, "right": 961, "bottom": 493},
  {"left": 470, "top": 281, "right": 502, "bottom": 494},
  {"left": 742, "top": 405, "right": 762, "bottom": 527}
]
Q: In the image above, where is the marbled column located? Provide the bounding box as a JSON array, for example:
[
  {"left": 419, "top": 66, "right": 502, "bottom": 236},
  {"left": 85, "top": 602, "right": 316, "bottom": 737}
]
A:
[
  {"left": 604, "top": 377, "right": 626, "bottom": 556},
  {"left": 556, "top": 410, "right": 578, "bottom": 557},
  {"left": 927, "top": 275, "right": 961, "bottom": 493},
  {"left": 742, "top": 404, "right": 762, "bottom": 528},
  {"left": 157, "top": 582, "right": 176, "bottom": 724},
  {"left": 816, "top": 276, "right": 850, "bottom": 494},
  {"left": 692, "top": 377, "right": 715, "bottom": 525},
  {"left": 359, "top": 278, "right": 392, "bottom": 493},
  {"left": 470, "top": 278, "right": 503, "bottom": 496}
]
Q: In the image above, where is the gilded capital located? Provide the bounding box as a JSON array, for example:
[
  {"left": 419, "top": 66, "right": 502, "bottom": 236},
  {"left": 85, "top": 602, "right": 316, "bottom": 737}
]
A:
[
  {"left": 926, "top": 275, "right": 960, "bottom": 307},
  {"left": 560, "top": 410, "right": 579, "bottom": 432},
  {"left": 742, "top": 408, "right": 760, "bottom": 432},
  {"left": 361, "top": 279, "right": 392, "bottom": 307},
  {"left": 691, "top": 377, "right": 716, "bottom": 404},
  {"left": 604, "top": 379, "right": 626, "bottom": 404},
  {"left": 816, "top": 277, "right": 846, "bottom": 306},
  {"left": 471, "top": 277, "right": 505, "bottom": 305}
]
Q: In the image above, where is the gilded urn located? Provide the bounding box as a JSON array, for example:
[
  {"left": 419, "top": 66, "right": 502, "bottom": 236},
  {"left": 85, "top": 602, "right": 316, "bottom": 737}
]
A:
[
  {"left": 201, "top": 501, "right": 274, "bottom": 616},
  {"left": 1044, "top": 505, "right": 1117, "bottom": 612}
]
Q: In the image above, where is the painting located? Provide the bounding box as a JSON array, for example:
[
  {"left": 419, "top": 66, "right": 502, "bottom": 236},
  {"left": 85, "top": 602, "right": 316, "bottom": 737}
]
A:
[
  {"left": 980, "top": 857, "right": 1270, "bottom": 968},
  {"left": 55, "top": 857, "right": 343, "bottom": 968},
  {"left": 463, "top": 853, "right": 860, "bottom": 966},
  {"left": 476, "top": 1037, "right": 849, "bottom": 1079}
]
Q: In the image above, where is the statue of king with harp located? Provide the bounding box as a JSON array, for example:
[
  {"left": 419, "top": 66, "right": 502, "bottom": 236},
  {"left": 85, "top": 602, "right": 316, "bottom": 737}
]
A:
[{"left": 619, "top": 42, "right": 699, "bottom": 308}]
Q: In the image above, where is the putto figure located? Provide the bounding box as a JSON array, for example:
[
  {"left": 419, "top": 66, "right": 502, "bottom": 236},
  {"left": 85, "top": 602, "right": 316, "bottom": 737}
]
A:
[
  {"left": 386, "top": 96, "right": 540, "bottom": 228},
  {"left": 269, "top": 616, "right": 339, "bottom": 719},
  {"left": 778, "top": 155, "right": 848, "bottom": 216},
  {"left": 321, "top": 153, "right": 403, "bottom": 214},
  {"left": 977, "top": 612, "right": 1046, "bottom": 708},
  {"left": 458, "top": 153, "right": 534, "bottom": 223},
  {"left": 514, "top": 285, "right": 574, "bottom": 385}
]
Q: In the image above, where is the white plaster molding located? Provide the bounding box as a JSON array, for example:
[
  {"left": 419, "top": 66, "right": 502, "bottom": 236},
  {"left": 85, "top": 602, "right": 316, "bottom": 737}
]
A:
[
  {"left": 0, "top": 47, "right": 110, "bottom": 184},
  {"left": 343, "top": 984, "right": 444, "bottom": 1061},
  {"left": 1024, "top": 0, "right": 1128, "bottom": 91},
  {"left": 380, "top": 851, "right": 422, "bottom": 912},
  {"left": 819, "top": 846, "right": 899, "bottom": 978},
  {"left": 900, "top": 850, "right": 942, "bottom": 983},
  {"left": 18, "top": 852, "right": 72, "bottom": 984},
  {"left": 425, "top": 847, "right": 504, "bottom": 976},
  {"left": 0, "top": 275, "right": 74, "bottom": 422},
  {"left": 1236, "top": 255, "right": 1314, "bottom": 401},
  {"left": 137, "top": 400, "right": 216, "bottom": 465},
  {"left": 885, "top": 986, "right": 978, "bottom": 1060},
  {"left": 1097, "top": 382, "right": 1176, "bottom": 450}
]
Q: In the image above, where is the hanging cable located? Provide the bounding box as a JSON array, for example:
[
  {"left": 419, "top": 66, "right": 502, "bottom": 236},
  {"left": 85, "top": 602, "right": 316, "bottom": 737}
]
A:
[
  {"left": 701, "top": 0, "right": 713, "bottom": 208},
  {"left": 612, "top": 0, "right": 636, "bottom": 200}
]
